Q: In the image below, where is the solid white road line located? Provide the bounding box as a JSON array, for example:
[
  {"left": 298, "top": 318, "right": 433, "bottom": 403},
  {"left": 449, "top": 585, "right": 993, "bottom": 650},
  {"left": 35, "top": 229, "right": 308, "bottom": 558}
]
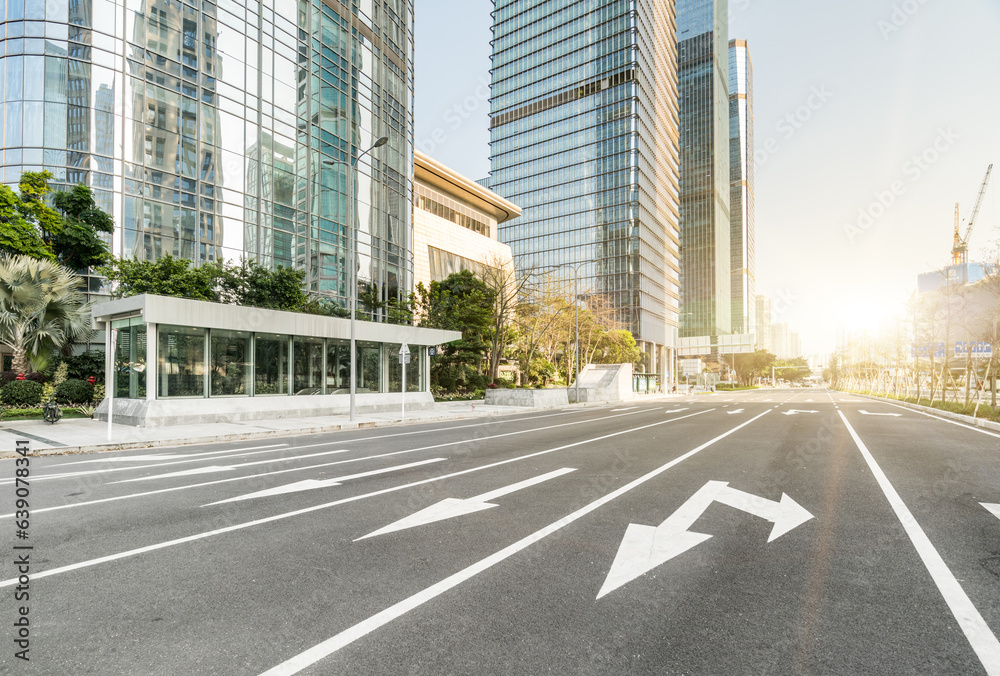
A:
[
  {"left": 0, "top": 410, "right": 713, "bottom": 588},
  {"left": 838, "top": 410, "right": 1000, "bottom": 675},
  {"left": 41, "top": 443, "right": 289, "bottom": 467},
  {"left": 256, "top": 409, "right": 773, "bottom": 676},
  {"left": 1, "top": 443, "right": 293, "bottom": 483},
  {"left": 880, "top": 401, "right": 1000, "bottom": 439},
  {"left": 0, "top": 407, "right": 687, "bottom": 519}
]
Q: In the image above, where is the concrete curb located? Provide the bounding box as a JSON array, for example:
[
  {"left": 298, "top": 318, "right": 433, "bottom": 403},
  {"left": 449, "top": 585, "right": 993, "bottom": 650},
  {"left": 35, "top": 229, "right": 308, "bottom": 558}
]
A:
[{"left": 847, "top": 392, "right": 1000, "bottom": 434}]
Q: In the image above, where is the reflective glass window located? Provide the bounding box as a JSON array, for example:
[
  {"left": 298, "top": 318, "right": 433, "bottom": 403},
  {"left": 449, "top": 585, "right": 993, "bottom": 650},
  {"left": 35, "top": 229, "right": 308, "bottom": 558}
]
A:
[
  {"left": 292, "top": 337, "right": 323, "bottom": 395},
  {"left": 210, "top": 329, "right": 250, "bottom": 396},
  {"left": 254, "top": 333, "right": 289, "bottom": 395},
  {"left": 157, "top": 325, "right": 206, "bottom": 397},
  {"left": 325, "top": 338, "right": 350, "bottom": 393},
  {"left": 356, "top": 341, "right": 381, "bottom": 393}
]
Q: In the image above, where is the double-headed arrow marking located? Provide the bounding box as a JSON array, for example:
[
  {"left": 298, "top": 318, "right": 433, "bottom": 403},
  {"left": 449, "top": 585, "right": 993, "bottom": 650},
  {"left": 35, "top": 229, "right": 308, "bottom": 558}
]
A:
[
  {"left": 356, "top": 468, "right": 576, "bottom": 540},
  {"left": 597, "top": 480, "right": 813, "bottom": 599}
]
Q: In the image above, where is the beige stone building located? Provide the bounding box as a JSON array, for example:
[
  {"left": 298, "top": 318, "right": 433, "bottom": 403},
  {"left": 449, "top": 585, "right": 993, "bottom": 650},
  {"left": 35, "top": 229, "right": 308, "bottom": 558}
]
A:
[{"left": 412, "top": 150, "right": 519, "bottom": 289}]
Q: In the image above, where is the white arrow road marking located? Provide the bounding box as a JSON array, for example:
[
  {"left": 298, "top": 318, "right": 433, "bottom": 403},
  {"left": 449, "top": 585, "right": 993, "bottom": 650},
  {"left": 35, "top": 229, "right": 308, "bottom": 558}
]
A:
[
  {"left": 782, "top": 409, "right": 819, "bottom": 416},
  {"left": 840, "top": 411, "right": 1000, "bottom": 675},
  {"left": 859, "top": 410, "right": 902, "bottom": 417},
  {"left": 3, "top": 443, "right": 291, "bottom": 483},
  {"left": 728, "top": 409, "right": 744, "bottom": 415},
  {"left": 255, "top": 409, "right": 771, "bottom": 676},
  {"left": 597, "top": 481, "right": 813, "bottom": 598},
  {"left": 664, "top": 408, "right": 689, "bottom": 414},
  {"left": 0, "top": 409, "right": 714, "bottom": 592},
  {"left": 356, "top": 468, "right": 576, "bottom": 540},
  {"left": 982, "top": 503, "right": 1000, "bottom": 521},
  {"left": 112, "top": 448, "right": 353, "bottom": 483},
  {"left": 205, "top": 458, "right": 447, "bottom": 505}
]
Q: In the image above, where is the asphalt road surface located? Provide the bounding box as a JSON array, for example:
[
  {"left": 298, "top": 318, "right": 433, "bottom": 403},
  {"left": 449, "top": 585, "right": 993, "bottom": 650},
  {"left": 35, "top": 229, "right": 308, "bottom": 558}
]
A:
[{"left": 2, "top": 386, "right": 1000, "bottom": 675}]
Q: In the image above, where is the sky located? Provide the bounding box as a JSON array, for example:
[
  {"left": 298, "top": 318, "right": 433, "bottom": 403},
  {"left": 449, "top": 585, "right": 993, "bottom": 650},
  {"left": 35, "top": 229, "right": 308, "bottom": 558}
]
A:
[{"left": 413, "top": 0, "right": 1000, "bottom": 356}]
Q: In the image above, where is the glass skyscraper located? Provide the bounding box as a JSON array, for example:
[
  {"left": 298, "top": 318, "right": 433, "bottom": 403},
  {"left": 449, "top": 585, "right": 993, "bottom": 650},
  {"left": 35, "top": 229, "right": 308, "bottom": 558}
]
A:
[
  {"left": 0, "top": 0, "right": 413, "bottom": 314},
  {"left": 676, "top": 0, "right": 730, "bottom": 346},
  {"left": 729, "top": 38, "right": 754, "bottom": 337},
  {"left": 488, "top": 0, "right": 680, "bottom": 377}
]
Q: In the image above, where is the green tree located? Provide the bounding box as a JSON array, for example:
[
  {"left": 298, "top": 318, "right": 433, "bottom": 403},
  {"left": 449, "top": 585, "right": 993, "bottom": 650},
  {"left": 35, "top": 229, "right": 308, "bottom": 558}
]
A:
[
  {"left": 51, "top": 184, "right": 115, "bottom": 269},
  {"left": 0, "top": 255, "right": 92, "bottom": 373},
  {"left": 597, "top": 329, "right": 643, "bottom": 366},
  {"left": 417, "top": 269, "right": 495, "bottom": 390},
  {"left": 0, "top": 172, "right": 113, "bottom": 268},
  {"left": 218, "top": 258, "right": 308, "bottom": 311},
  {"left": 732, "top": 349, "right": 778, "bottom": 386},
  {"left": 98, "top": 255, "right": 225, "bottom": 301}
]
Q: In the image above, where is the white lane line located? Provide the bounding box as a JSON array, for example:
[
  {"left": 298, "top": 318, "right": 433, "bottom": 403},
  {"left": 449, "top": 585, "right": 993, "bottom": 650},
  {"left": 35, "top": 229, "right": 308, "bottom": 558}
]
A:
[
  {"left": 257, "top": 409, "right": 773, "bottom": 676},
  {"left": 111, "top": 448, "right": 354, "bottom": 483},
  {"left": 0, "top": 443, "right": 293, "bottom": 483},
  {"left": 204, "top": 458, "right": 445, "bottom": 503},
  {"left": 42, "top": 444, "right": 285, "bottom": 467},
  {"left": 880, "top": 401, "right": 1000, "bottom": 440},
  {"left": 0, "top": 410, "right": 713, "bottom": 587},
  {"left": 611, "top": 407, "right": 639, "bottom": 412},
  {"left": 0, "top": 449, "right": 443, "bottom": 519},
  {"left": 0, "top": 407, "right": 676, "bottom": 518},
  {"left": 838, "top": 411, "right": 1000, "bottom": 675}
]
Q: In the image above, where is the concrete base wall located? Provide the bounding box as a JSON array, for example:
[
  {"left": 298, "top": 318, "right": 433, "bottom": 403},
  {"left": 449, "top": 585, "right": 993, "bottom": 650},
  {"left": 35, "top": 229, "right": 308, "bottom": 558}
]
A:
[
  {"left": 570, "top": 364, "right": 634, "bottom": 403},
  {"left": 484, "top": 388, "right": 569, "bottom": 408},
  {"left": 94, "top": 392, "right": 435, "bottom": 427}
]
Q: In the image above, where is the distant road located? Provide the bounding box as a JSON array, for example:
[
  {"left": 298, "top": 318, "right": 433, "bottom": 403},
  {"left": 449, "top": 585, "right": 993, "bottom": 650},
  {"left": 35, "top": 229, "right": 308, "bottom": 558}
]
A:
[{"left": 3, "top": 386, "right": 1000, "bottom": 675}]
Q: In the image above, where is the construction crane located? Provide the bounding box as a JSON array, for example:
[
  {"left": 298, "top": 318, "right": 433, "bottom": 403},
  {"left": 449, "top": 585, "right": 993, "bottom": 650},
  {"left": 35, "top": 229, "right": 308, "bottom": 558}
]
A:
[{"left": 952, "top": 163, "right": 993, "bottom": 265}]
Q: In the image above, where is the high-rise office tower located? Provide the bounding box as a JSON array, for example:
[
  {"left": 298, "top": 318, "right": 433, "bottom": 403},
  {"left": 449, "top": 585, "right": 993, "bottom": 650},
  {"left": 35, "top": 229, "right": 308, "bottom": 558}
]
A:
[
  {"left": 729, "top": 39, "right": 754, "bottom": 337},
  {"left": 0, "top": 0, "right": 414, "bottom": 314},
  {"left": 488, "top": 0, "right": 681, "bottom": 379},
  {"left": 677, "top": 0, "right": 731, "bottom": 348}
]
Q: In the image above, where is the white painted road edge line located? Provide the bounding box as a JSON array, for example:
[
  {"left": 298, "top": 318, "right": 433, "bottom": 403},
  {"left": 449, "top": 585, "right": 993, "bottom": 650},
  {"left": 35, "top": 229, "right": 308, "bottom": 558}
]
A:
[
  {"left": 0, "top": 406, "right": 675, "bottom": 519},
  {"left": 838, "top": 410, "right": 1000, "bottom": 675},
  {"left": 0, "top": 410, "right": 714, "bottom": 588},
  {"left": 880, "top": 401, "right": 1000, "bottom": 439},
  {"left": 256, "top": 408, "right": 773, "bottom": 676}
]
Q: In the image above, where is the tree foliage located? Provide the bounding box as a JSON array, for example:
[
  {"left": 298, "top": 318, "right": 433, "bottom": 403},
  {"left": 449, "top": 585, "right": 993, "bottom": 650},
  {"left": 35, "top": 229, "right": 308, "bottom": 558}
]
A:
[
  {"left": 98, "top": 256, "right": 311, "bottom": 311},
  {"left": 416, "top": 269, "right": 495, "bottom": 390},
  {"left": 0, "top": 172, "right": 113, "bottom": 269}
]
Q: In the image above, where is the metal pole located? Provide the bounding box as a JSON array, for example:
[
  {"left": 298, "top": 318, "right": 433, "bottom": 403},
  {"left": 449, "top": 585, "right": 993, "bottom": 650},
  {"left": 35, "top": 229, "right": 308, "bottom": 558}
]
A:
[
  {"left": 348, "top": 153, "right": 357, "bottom": 422},
  {"left": 575, "top": 267, "right": 580, "bottom": 404}
]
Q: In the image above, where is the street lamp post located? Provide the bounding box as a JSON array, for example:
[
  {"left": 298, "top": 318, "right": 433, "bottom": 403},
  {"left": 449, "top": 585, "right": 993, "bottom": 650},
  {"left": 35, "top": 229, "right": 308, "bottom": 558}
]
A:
[{"left": 324, "top": 135, "right": 388, "bottom": 422}]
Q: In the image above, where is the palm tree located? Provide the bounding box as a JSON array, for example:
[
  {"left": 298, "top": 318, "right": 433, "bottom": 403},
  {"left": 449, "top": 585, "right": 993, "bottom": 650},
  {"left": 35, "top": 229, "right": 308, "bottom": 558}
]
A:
[{"left": 0, "top": 255, "right": 91, "bottom": 373}]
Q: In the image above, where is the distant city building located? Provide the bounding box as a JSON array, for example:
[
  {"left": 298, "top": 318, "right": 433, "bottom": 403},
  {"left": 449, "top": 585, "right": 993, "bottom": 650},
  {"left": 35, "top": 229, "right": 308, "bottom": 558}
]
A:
[
  {"left": 487, "top": 0, "right": 681, "bottom": 382},
  {"left": 755, "top": 294, "right": 771, "bottom": 351},
  {"left": 0, "top": 1, "right": 414, "bottom": 316},
  {"left": 729, "top": 39, "right": 755, "bottom": 338},
  {"left": 677, "top": 0, "right": 732, "bottom": 349},
  {"left": 412, "top": 150, "right": 518, "bottom": 289},
  {"left": 769, "top": 322, "right": 802, "bottom": 359}
]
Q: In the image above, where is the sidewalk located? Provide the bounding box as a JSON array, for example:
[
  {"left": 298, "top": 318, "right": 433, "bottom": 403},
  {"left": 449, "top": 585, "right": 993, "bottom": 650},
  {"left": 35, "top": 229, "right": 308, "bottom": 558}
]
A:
[{"left": 0, "top": 400, "right": 539, "bottom": 458}]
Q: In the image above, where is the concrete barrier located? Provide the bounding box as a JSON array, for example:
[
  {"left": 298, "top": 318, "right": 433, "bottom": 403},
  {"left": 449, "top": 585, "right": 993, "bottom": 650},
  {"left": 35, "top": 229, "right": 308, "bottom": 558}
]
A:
[{"left": 484, "top": 388, "right": 570, "bottom": 408}]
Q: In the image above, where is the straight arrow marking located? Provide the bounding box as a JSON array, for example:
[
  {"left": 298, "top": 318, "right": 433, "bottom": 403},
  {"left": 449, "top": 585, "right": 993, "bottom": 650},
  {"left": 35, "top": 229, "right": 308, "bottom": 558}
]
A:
[
  {"left": 356, "top": 468, "right": 576, "bottom": 540},
  {"left": 782, "top": 409, "right": 819, "bottom": 416},
  {"left": 597, "top": 481, "right": 813, "bottom": 599},
  {"left": 728, "top": 409, "right": 744, "bottom": 414},
  {"left": 859, "top": 410, "right": 902, "bottom": 417},
  {"left": 205, "top": 458, "right": 447, "bottom": 505}
]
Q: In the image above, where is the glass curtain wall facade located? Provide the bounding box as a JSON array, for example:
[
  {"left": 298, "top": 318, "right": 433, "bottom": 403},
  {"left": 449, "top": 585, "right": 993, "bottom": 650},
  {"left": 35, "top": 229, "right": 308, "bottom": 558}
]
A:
[
  {"left": 676, "top": 0, "right": 731, "bottom": 342},
  {"left": 728, "top": 39, "right": 754, "bottom": 336},
  {"left": 488, "top": 0, "right": 680, "bottom": 372},
  {"left": 0, "top": 0, "right": 414, "bottom": 314}
]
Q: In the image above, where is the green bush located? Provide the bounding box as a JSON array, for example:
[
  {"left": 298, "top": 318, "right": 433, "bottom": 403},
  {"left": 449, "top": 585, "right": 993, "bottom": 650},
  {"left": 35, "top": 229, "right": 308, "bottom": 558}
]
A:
[
  {"left": 1, "top": 381, "right": 43, "bottom": 407},
  {"left": 55, "top": 378, "right": 94, "bottom": 405}
]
